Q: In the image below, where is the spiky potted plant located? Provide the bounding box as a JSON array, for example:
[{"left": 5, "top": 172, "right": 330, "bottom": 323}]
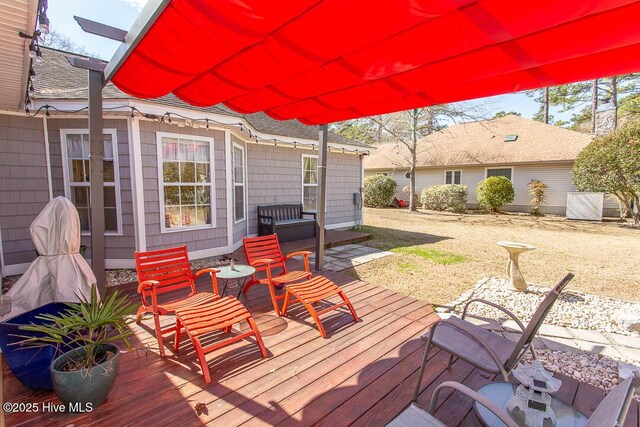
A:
[{"left": 18, "top": 285, "right": 137, "bottom": 410}]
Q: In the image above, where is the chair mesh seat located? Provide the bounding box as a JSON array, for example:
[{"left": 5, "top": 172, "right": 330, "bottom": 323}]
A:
[
  {"left": 427, "top": 317, "right": 517, "bottom": 374},
  {"left": 387, "top": 404, "right": 444, "bottom": 427}
]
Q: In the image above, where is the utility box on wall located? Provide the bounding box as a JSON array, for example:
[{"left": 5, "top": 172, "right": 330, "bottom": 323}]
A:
[{"left": 566, "top": 192, "right": 605, "bottom": 221}]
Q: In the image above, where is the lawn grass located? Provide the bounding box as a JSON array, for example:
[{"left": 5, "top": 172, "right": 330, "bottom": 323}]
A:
[
  {"left": 391, "top": 246, "right": 468, "bottom": 265},
  {"left": 346, "top": 208, "right": 639, "bottom": 306}
]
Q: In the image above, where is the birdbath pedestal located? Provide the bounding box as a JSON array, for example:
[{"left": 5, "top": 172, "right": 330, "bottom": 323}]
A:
[{"left": 497, "top": 241, "right": 535, "bottom": 291}]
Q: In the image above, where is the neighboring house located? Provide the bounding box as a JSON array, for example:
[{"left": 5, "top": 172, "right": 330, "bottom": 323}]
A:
[
  {"left": 0, "top": 47, "right": 368, "bottom": 276},
  {"left": 364, "top": 114, "right": 618, "bottom": 215}
]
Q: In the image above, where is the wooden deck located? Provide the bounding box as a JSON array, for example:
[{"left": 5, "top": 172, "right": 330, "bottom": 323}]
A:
[{"left": 3, "top": 265, "right": 639, "bottom": 426}]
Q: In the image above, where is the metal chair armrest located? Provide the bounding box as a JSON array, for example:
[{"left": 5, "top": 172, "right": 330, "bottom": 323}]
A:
[
  {"left": 425, "top": 319, "right": 510, "bottom": 381},
  {"left": 462, "top": 298, "right": 526, "bottom": 332},
  {"left": 428, "top": 381, "right": 518, "bottom": 427}
]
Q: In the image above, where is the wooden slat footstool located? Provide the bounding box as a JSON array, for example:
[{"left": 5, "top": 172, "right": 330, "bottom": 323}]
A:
[
  {"left": 281, "top": 275, "right": 359, "bottom": 338},
  {"left": 173, "top": 296, "right": 267, "bottom": 384}
]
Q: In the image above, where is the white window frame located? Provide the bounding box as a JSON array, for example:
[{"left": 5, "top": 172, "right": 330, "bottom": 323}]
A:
[
  {"left": 232, "top": 142, "right": 246, "bottom": 224},
  {"left": 485, "top": 166, "right": 515, "bottom": 181},
  {"left": 301, "top": 154, "right": 319, "bottom": 213},
  {"left": 157, "top": 132, "right": 217, "bottom": 233},
  {"left": 60, "top": 128, "right": 122, "bottom": 236},
  {"left": 444, "top": 169, "right": 463, "bottom": 185}
]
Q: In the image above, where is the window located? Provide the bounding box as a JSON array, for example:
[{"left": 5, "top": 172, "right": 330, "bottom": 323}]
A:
[
  {"left": 404, "top": 171, "right": 411, "bottom": 180},
  {"left": 376, "top": 172, "right": 388, "bottom": 176},
  {"left": 233, "top": 144, "right": 245, "bottom": 222},
  {"left": 486, "top": 167, "right": 513, "bottom": 181},
  {"left": 302, "top": 155, "right": 318, "bottom": 212},
  {"left": 445, "top": 170, "right": 462, "bottom": 185},
  {"left": 61, "top": 130, "right": 120, "bottom": 234},
  {"left": 158, "top": 133, "right": 215, "bottom": 231}
]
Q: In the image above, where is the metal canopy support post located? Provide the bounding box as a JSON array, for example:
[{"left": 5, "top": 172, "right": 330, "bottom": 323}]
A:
[
  {"left": 88, "top": 69, "right": 106, "bottom": 294},
  {"left": 314, "top": 124, "right": 328, "bottom": 271}
]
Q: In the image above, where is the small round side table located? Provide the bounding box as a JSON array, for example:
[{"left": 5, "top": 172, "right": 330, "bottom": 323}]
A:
[{"left": 217, "top": 264, "right": 255, "bottom": 300}]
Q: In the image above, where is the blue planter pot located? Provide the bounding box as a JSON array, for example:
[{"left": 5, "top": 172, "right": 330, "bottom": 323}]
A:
[{"left": 0, "top": 302, "right": 73, "bottom": 389}]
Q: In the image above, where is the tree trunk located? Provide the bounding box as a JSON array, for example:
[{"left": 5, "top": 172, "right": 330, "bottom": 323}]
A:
[
  {"left": 591, "top": 79, "right": 598, "bottom": 134},
  {"left": 611, "top": 76, "right": 618, "bottom": 129},
  {"left": 543, "top": 87, "right": 549, "bottom": 124}
]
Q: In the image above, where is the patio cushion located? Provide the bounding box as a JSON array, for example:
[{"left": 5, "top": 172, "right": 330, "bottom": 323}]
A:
[{"left": 426, "top": 317, "right": 517, "bottom": 374}]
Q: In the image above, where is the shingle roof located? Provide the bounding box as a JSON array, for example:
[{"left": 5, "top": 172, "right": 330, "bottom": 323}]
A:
[
  {"left": 364, "top": 115, "right": 593, "bottom": 170},
  {"left": 33, "top": 47, "right": 366, "bottom": 147}
]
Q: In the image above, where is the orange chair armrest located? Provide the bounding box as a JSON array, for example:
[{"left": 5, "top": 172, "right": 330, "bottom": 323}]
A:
[
  {"left": 137, "top": 279, "right": 159, "bottom": 295},
  {"left": 194, "top": 268, "right": 220, "bottom": 279},
  {"left": 250, "top": 258, "right": 274, "bottom": 267},
  {"left": 285, "top": 251, "right": 312, "bottom": 260}
]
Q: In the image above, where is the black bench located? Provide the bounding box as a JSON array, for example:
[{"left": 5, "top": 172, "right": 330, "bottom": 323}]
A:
[{"left": 257, "top": 204, "right": 316, "bottom": 242}]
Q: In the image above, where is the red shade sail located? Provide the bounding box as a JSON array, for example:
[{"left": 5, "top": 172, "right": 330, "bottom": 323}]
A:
[{"left": 110, "top": 0, "right": 640, "bottom": 125}]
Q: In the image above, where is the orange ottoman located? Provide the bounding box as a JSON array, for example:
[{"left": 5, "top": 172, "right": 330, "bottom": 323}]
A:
[
  {"left": 174, "top": 296, "right": 267, "bottom": 383},
  {"left": 282, "top": 275, "right": 359, "bottom": 338}
]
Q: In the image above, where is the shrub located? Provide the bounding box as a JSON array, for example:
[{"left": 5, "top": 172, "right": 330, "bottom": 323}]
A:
[
  {"left": 364, "top": 175, "right": 397, "bottom": 207},
  {"left": 573, "top": 121, "right": 640, "bottom": 227},
  {"left": 476, "top": 176, "right": 514, "bottom": 212},
  {"left": 528, "top": 180, "right": 547, "bottom": 215},
  {"left": 420, "top": 184, "right": 467, "bottom": 213}
]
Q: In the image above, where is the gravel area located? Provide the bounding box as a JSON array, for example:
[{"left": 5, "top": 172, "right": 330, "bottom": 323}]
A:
[
  {"left": 521, "top": 348, "right": 623, "bottom": 392},
  {"left": 447, "top": 277, "right": 640, "bottom": 335}
]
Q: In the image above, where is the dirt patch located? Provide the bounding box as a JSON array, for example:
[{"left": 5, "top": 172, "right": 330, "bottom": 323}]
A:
[{"left": 348, "top": 208, "right": 640, "bottom": 306}]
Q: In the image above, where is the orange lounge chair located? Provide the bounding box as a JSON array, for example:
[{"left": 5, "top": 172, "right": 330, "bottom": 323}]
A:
[
  {"left": 242, "top": 234, "right": 312, "bottom": 315},
  {"left": 134, "top": 245, "right": 220, "bottom": 356}
]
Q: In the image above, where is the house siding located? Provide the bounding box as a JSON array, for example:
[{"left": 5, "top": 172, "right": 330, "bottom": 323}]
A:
[
  {"left": 0, "top": 114, "right": 50, "bottom": 268},
  {"left": 246, "top": 144, "right": 363, "bottom": 235},
  {"left": 366, "top": 162, "right": 620, "bottom": 216},
  {"left": 46, "top": 118, "right": 136, "bottom": 261},
  {"left": 139, "top": 121, "right": 228, "bottom": 253}
]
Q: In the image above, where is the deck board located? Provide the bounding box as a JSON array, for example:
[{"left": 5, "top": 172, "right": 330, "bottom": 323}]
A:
[{"left": 3, "top": 265, "right": 639, "bottom": 427}]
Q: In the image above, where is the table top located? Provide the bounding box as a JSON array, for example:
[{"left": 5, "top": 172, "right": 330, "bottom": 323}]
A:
[
  {"left": 217, "top": 264, "right": 255, "bottom": 280},
  {"left": 474, "top": 382, "right": 588, "bottom": 427}
]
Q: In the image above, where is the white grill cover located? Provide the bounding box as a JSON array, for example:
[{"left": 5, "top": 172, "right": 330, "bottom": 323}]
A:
[{"left": 2, "top": 197, "right": 96, "bottom": 320}]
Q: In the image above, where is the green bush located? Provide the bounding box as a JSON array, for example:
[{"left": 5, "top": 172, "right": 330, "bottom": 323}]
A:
[
  {"left": 364, "top": 175, "right": 397, "bottom": 207},
  {"left": 476, "top": 176, "right": 514, "bottom": 212},
  {"left": 420, "top": 185, "right": 467, "bottom": 212}
]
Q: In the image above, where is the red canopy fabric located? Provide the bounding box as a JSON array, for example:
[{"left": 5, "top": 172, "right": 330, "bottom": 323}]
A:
[{"left": 111, "top": 0, "right": 640, "bottom": 125}]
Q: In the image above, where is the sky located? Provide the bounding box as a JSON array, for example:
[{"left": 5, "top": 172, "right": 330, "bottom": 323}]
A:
[{"left": 47, "top": 0, "right": 560, "bottom": 122}]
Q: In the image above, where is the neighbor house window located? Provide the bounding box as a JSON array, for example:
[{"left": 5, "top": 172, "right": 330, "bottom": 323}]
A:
[
  {"left": 302, "top": 155, "right": 318, "bottom": 211},
  {"left": 486, "top": 167, "right": 513, "bottom": 181},
  {"left": 61, "top": 130, "right": 121, "bottom": 234},
  {"left": 404, "top": 171, "right": 412, "bottom": 180},
  {"left": 233, "top": 144, "right": 245, "bottom": 222},
  {"left": 158, "top": 133, "right": 215, "bottom": 231},
  {"left": 445, "top": 170, "right": 462, "bottom": 185},
  {"left": 376, "top": 172, "right": 388, "bottom": 176}
]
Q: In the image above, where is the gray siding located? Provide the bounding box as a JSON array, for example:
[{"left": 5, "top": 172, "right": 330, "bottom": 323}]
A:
[
  {"left": 46, "top": 118, "right": 136, "bottom": 260},
  {"left": 247, "top": 144, "right": 363, "bottom": 235},
  {"left": 139, "top": 121, "right": 228, "bottom": 252},
  {"left": 231, "top": 135, "right": 247, "bottom": 245},
  {"left": 0, "top": 114, "right": 50, "bottom": 266}
]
